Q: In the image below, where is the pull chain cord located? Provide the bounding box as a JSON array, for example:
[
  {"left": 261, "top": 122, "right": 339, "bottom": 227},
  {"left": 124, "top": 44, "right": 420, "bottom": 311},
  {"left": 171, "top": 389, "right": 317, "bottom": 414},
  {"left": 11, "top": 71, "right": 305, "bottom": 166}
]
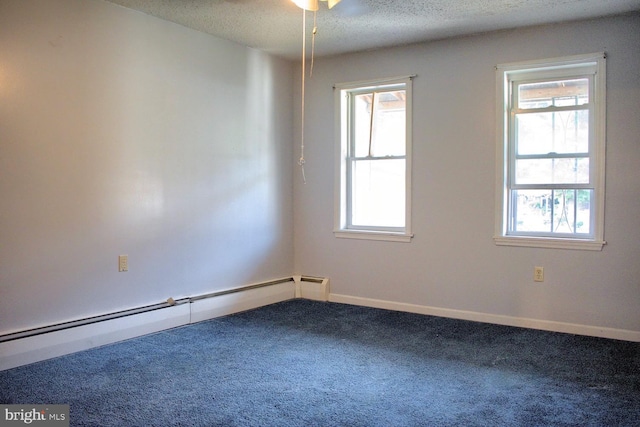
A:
[
  {"left": 368, "top": 92, "right": 376, "bottom": 157},
  {"left": 310, "top": 11, "right": 318, "bottom": 78},
  {"left": 298, "top": 9, "right": 307, "bottom": 184}
]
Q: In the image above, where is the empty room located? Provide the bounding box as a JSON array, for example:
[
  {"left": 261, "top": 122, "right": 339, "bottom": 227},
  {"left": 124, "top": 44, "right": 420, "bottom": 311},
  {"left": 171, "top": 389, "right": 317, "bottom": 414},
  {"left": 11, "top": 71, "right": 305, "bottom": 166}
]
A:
[{"left": 1, "top": 0, "right": 639, "bottom": 425}]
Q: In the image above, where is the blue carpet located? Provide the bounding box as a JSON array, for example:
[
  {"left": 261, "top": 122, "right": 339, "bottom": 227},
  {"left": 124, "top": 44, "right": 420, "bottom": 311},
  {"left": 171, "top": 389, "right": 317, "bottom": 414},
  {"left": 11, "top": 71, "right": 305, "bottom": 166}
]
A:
[{"left": 1, "top": 299, "right": 639, "bottom": 426}]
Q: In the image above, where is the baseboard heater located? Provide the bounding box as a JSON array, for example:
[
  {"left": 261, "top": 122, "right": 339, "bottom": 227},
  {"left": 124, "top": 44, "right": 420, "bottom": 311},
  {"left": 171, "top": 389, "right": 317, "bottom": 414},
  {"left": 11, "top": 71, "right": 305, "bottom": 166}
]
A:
[
  {"left": 295, "top": 275, "right": 330, "bottom": 301},
  {"left": 0, "top": 277, "right": 297, "bottom": 344},
  {"left": 0, "top": 276, "right": 330, "bottom": 371},
  {"left": 0, "top": 299, "right": 191, "bottom": 344},
  {"left": 190, "top": 277, "right": 295, "bottom": 303}
]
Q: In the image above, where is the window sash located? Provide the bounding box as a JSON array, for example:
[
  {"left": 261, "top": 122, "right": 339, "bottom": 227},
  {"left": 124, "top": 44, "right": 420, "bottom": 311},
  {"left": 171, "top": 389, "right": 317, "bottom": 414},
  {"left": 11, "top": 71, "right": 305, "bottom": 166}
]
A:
[
  {"left": 346, "top": 157, "right": 406, "bottom": 230},
  {"left": 348, "top": 88, "right": 407, "bottom": 159}
]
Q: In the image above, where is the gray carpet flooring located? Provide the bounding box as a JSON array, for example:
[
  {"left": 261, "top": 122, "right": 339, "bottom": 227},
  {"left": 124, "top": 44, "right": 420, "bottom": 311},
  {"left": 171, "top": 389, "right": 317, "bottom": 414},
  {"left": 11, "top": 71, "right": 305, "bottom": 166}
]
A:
[{"left": 1, "top": 299, "right": 639, "bottom": 426}]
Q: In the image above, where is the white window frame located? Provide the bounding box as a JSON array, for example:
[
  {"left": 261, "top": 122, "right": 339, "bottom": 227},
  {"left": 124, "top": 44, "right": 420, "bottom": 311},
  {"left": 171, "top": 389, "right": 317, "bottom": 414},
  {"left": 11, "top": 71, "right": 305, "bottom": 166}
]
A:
[
  {"left": 334, "top": 75, "right": 414, "bottom": 242},
  {"left": 494, "top": 53, "right": 606, "bottom": 251}
]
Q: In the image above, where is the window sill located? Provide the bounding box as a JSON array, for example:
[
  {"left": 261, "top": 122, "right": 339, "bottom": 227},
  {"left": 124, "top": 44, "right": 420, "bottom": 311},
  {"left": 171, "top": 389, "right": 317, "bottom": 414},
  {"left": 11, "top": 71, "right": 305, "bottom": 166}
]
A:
[
  {"left": 493, "top": 236, "right": 606, "bottom": 251},
  {"left": 334, "top": 230, "right": 413, "bottom": 243}
]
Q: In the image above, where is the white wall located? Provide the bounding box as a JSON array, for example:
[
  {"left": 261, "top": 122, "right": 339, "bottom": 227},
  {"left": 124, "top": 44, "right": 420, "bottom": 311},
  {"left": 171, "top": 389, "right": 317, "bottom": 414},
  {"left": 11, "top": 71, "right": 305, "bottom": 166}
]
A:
[
  {"left": 0, "top": 0, "right": 293, "bottom": 334},
  {"left": 1, "top": 0, "right": 637, "bottom": 342},
  {"left": 294, "top": 14, "right": 640, "bottom": 335}
]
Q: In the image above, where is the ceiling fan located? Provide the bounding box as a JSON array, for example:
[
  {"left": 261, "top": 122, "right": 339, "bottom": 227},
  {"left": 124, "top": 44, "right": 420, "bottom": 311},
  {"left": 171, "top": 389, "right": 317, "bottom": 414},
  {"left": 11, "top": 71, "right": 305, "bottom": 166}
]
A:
[{"left": 291, "top": 0, "right": 342, "bottom": 11}]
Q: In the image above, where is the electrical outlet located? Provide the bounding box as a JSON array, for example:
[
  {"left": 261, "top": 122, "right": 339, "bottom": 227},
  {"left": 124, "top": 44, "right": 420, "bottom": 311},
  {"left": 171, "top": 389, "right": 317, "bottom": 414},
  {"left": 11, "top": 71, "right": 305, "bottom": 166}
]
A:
[
  {"left": 534, "top": 266, "right": 544, "bottom": 282},
  {"left": 119, "top": 255, "right": 128, "bottom": 272}
]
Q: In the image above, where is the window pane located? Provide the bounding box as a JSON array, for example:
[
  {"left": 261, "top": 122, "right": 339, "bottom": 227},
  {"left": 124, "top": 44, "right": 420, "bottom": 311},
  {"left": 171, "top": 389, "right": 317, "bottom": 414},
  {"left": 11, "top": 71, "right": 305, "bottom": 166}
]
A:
[
  {"left": 516, "top": 110, "right": 589, "bottom": 155},
  {"left": 515, "top": 158, "right": 589, "bottom": 184},
  {"left": 511, "top": 189, "right": 592, "bottom": 234},
  {"left": 518, "top": 78, "right": 589, "bottom": 109},
  {"left": 351, "top": 159, "right": 405, "bottom": 227},
  {"left": 353, "top": 91, "right": 405, "bottom": 158},
  {"left": 353, "top": 95, "right": 371, "bottom": 158},
  {"left": 574, "top": 190, "right": 592, "bottom": 234}
]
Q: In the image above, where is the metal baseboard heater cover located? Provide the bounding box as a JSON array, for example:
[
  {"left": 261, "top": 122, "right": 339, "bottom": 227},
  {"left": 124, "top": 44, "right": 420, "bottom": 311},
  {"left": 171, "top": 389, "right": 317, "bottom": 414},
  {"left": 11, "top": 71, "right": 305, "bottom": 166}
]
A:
[{"left": 0, "top": 277, "right": 301, "bottom": 344}]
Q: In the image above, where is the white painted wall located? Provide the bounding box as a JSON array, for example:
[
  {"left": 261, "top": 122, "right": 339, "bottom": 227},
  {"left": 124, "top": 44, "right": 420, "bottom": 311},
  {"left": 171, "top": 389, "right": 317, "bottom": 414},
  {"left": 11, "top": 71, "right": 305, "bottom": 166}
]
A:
[
  {"left": 0, "top": 0, "right": 293, "bottom": 334},
  {"left": 294, "top": 14, "right": 640, "bottom": 334},
  {"left": 1, "top": 0, "right": 637, "bottom": 343}
]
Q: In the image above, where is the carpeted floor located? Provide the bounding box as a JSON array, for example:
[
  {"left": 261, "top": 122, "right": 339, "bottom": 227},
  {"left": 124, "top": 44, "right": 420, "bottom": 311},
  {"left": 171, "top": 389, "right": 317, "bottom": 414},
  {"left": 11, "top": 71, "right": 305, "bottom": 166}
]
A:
[{"left": 1, "top": 299, "right": 639, "bottom": 426}]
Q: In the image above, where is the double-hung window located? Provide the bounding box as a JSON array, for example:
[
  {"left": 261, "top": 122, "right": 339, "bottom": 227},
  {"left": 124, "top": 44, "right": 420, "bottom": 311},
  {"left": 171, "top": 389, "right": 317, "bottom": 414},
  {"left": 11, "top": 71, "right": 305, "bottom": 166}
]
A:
[
  {"left": 495, "top": 53, "right": 606, "bottom": 250},
  {"left": 334, "top": 76, "right": 413, "bottom": 242}
]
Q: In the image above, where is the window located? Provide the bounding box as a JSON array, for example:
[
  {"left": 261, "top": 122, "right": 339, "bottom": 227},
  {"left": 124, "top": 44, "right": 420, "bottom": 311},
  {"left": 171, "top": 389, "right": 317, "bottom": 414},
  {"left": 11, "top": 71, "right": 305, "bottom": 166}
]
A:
[
  {"left": 495, "top": 53, "right": 606, "bottom": 250},
  {"left": 334, "top": 76, "right": 413, "bottom": 242}
]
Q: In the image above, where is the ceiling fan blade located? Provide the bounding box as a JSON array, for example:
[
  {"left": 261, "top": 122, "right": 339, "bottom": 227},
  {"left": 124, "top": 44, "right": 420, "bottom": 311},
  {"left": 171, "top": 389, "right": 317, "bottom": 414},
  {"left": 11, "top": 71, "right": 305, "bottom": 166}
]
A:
[{"left": 329, "top": 0, "right": 369, "bottom": 16}]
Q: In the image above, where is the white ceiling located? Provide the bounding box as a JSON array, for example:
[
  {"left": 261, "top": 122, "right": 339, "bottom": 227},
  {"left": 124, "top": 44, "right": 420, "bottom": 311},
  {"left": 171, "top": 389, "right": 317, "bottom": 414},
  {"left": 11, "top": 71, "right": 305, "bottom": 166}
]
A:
[{"left": 104, "top": 0, "right": 640, "bottom": 60}]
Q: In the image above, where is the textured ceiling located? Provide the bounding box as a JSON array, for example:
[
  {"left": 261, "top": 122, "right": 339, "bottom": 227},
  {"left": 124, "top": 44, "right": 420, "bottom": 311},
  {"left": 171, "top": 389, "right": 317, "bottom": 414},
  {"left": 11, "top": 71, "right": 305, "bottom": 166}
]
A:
[{"left": 104, "top": 0, "right": 640, "bottom": 59}]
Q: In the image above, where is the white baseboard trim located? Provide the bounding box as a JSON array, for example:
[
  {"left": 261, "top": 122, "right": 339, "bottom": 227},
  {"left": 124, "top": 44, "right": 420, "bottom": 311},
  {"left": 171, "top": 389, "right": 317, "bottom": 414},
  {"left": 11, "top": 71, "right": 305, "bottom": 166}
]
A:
[
  {"left": 0, "top": 278, "right": 296, "bottom": 371},
  {"left": 5, "top": 277, "right": 637, "bottom": 372},
  {"left": 329, "top": 293, "right": 640, "bottom": 342}
]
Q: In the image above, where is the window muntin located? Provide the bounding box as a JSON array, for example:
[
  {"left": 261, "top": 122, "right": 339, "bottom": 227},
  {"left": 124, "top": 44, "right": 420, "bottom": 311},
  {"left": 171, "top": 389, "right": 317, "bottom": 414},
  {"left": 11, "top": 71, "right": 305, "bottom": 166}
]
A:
[
  {"left": 335, "top": 77, "right": 413, "bottom": 242},
  {"left": 495, "top": 54, "right": 606, "bottom": 250}
]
